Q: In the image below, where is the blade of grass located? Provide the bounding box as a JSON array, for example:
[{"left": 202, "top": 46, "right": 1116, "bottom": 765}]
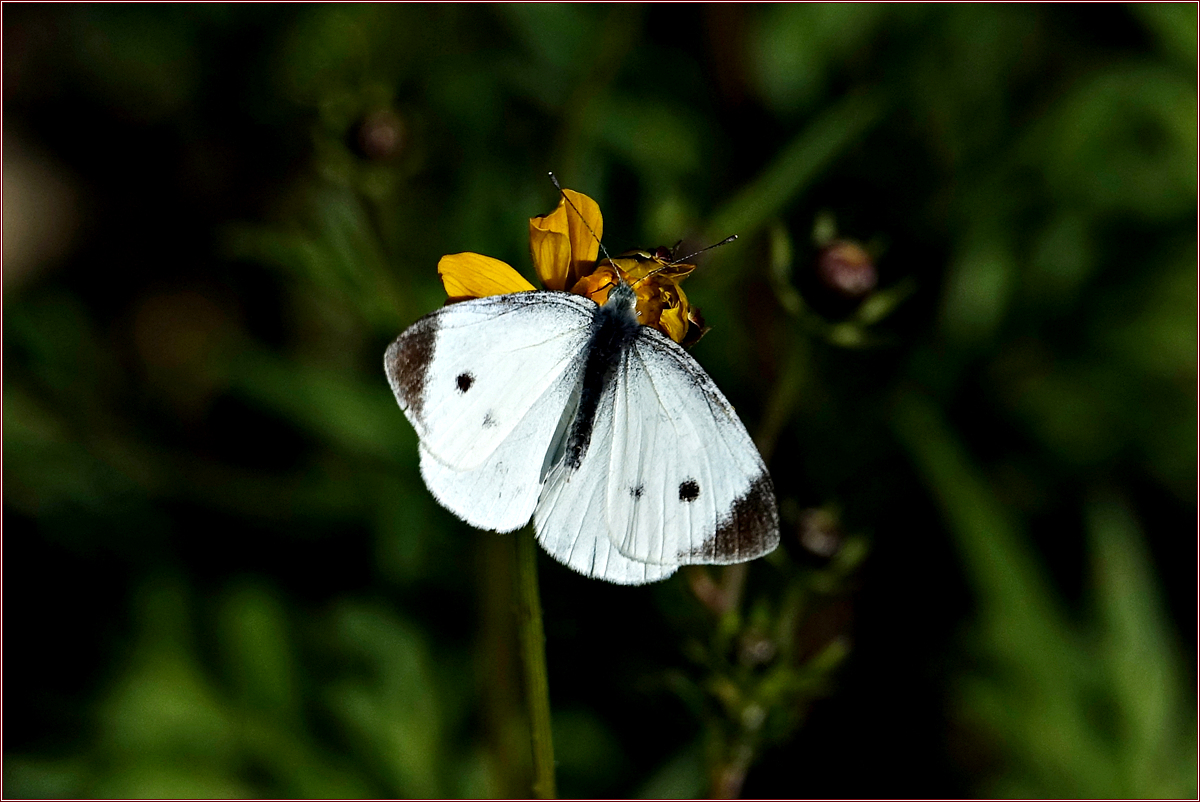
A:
[{"left": 705, "top": 91, "right": 887, "bottom": 247}]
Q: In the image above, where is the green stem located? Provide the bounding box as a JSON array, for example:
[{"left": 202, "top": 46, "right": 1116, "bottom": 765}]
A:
[{"left": 515, "top": 528, "right": 556, "bottom": 799}]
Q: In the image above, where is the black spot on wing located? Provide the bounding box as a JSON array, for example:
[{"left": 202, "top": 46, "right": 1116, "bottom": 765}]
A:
[
  {"left": 482, "top": 411, "right": 497, "bottom": 429},
  {"left": 456, "top": 372, "right": 475, "bottom": 393},
  {"left": 679, "top": 472, "right": 779, "bottom": 563},
  {"left": 384, "top": 315, "right": 438, "bottom": 419},
  {"left": 630, "top": 484, "right": 644, "bottom": 500},
  {"left": 678, "top": 479, "right": 700, "bottom": 502}
]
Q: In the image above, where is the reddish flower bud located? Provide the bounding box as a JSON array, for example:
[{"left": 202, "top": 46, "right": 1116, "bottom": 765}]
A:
[
  {"left": 355, "top": 109, "right": 405, "bottom": 161},
  {"left": 816, "top": 240, "right": 876, "bottom": 299}
]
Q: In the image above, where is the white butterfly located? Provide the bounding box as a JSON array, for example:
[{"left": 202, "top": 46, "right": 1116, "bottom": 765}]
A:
[{"left": 384, "top": 279, "right": 779, "bottom": 584}]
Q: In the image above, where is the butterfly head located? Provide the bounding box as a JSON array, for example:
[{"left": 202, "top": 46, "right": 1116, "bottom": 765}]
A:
[{"left": 603, "top": 277, "right": 639, "bottom": 317}]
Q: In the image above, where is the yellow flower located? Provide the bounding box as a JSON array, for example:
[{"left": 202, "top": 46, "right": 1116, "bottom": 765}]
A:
[
  {"left": 573, "top": 251, "right": 699, "bottom": 345},
  {"left": 437, "top": 189, "right": 704, "bottom": 345}
]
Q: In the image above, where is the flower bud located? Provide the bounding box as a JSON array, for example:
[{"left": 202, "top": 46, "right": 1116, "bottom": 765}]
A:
[
  {"left": 816, "top": 239, "right": 876, "bottom": 299},
  {"left": 354, "top": 109, "right": 405, "bottom": 161},
  {"left": 798, "top": 508, "right": 842, "bottom": 559}
]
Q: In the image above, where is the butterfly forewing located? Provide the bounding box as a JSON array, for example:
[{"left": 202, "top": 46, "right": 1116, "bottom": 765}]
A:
[
  {"left": 604, "top": 327, "right": 780, "bottom": 565},
  {"left": 385, "top": 292, "right": 595, "bottom": 471},
  {"left": 385, "top": 292, "right": 595, "bottom": 532}
]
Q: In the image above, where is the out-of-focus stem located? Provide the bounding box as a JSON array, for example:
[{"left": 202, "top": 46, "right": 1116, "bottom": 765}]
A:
[
  {"left": 711, "top": 739, "right": 755, "bottom": 799},
  {"left": 478, "top": 533, "right": 530, "bottom": 796},
  {"left": 515, "top": 528, "right": 556, "bottom": 799}
]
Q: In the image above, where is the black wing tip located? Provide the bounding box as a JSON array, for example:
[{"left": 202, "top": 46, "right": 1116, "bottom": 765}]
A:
[
  {"left": 681, "top": 471, "right": 780, "bottom": 565},
  {"left": 384, "top": 316, "right": 438, "bottom": 418}
]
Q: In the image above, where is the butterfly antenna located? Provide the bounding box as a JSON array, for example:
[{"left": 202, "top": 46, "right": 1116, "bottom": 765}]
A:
[
  {"left": 668, "top": 234, "right": 738, "bottom": 266},
  {"left": 629, "top": 234, "right": 740, "bottom": 289},
  {"left": 548, "top": 172, "right": 616, "bottom": 265}
]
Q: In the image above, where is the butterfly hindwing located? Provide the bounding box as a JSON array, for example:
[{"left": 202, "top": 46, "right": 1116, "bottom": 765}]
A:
[{"left": 533, "top": 397, "right": 678, "bottom": 585}]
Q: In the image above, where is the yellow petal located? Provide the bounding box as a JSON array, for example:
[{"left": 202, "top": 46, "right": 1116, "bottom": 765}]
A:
[
  {"left": 681, "top": 302, "right": 708, "bottom": 347},
  {"left": 562, "top": 189, "right": 602, "bottom": 283},
  {"left": 438, "top": 252, "right": 535, "bottom": 301},
  {"left": 528, "top": 223, "right": 572, "bottom": 291},
  {"left": 657, "top": 284, "right": 689, "bottom": 344},
  {"left": 570, "top": 263, "right": 620, "bottom": 305},
  {"left": 529, "top": 190, "right": 603, "bottom": 290}
]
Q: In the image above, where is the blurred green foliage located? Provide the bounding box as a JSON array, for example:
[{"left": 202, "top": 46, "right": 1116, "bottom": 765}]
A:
[{"left": 3, "top": 4, "right": 1195, "bottom": 798}]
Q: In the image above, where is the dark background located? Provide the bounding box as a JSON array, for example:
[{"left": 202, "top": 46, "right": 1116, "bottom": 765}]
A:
[{"left": 4, "top": 4, "right": 1196, "bottom": 798}]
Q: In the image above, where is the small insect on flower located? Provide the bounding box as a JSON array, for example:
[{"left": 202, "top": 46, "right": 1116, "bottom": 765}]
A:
[{"left": 385, "top": 183, "right": 779, "bottom": 584}]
